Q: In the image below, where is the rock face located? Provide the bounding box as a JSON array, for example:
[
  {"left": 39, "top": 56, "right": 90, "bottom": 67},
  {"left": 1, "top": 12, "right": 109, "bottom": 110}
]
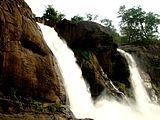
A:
[
  {"left": 109, "top": 51, "right": 130, "bottom": 87},
  {"left": 55, "top": 19, "right": 129, "bottom": 99},
  {"left": 0, "top": 0, "right": 65, "bottom": 103}
]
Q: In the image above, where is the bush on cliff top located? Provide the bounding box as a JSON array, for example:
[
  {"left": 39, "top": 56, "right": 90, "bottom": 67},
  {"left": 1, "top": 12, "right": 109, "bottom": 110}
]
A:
[{"left": 43, "top": 5, "right": 65, "bottom": 22}]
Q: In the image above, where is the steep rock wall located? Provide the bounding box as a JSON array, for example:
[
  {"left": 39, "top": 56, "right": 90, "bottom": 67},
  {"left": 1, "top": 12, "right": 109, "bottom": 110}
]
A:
[{"left": 0, "top": 0, "right": 65, "bottom": 104}]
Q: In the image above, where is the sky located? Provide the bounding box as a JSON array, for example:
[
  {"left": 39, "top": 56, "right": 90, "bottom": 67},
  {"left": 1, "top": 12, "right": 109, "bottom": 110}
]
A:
[{"left": 25, "top": 0, "right": 160, "bottom": 31}]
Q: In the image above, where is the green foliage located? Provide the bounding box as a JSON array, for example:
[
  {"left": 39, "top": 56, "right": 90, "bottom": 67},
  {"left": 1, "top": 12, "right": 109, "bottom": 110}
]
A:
[
  {"left": 3, "top": 91, "right": 62, "bottom": 113},
  {"left": 43, "top": 5, "right": 65, "bottom": 22},
  {"left": 118, "top": 5, "right": 160, "bottom": 44},
  {"left": 73, "top": 48, "right": 90, "bottom": 61},
  {"left": 71, "top": 15, "right": 84, "bottom": 23},
  {"left": 22, "top": 1, "right": 27, "bottom": 8},
  {"left": 26, "top": 98, "right": 62, "bottom": 113},
  {"left": 117, "top": 82, "right": 126, "bottom": 93},
  {"left": 112, "top": 32, "right": 122, "bottom": 44},
  {"left": 114, "top": 81, "right": 127, "bottom": 95}
]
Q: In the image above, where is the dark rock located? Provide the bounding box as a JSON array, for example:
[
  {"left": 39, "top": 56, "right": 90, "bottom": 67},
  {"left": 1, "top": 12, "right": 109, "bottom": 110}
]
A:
[
  {"left": 74, "top": 50, "right": 106, "bottom": 98},
  {"left": 110, "top": 51, "right": 130, "bottom": 87},
  {"left": 73, "top": 48, "right": 125, "bottom": 100}
]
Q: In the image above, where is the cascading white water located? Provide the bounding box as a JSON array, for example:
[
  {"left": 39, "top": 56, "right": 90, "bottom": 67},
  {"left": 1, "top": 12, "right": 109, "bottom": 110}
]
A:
[
  {"left": 117, "top": 49, "right": 151, "bottom": 106},
  {"left": 38, "top": 23, "right": 93, "bottom": 118},
  {"left": 38, "top": 23, "right": 160, "bottom": 120},
  {"left": 117, "top": 49, "right": 160, "bottom": 119}
]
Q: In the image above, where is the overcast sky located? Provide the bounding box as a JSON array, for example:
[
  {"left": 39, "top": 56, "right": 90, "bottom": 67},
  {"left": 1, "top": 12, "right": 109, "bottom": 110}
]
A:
[{"left": 25, "top": 0, "right": 160, "bottom": 30}]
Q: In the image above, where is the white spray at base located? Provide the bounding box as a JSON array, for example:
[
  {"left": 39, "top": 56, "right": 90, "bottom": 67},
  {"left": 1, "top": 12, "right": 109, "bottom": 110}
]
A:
[{"left": 38, "top": 23, "right": 160, "bottom": 120}]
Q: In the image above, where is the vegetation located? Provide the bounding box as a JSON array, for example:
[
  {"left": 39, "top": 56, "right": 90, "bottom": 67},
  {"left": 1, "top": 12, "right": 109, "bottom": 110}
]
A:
[
  {"left": 43, "top": 5, "right": 65, "bottom": 22},
  {"left": 118, "top": 5, "right": 160, "bottom": 44},
  {"left": 73, "top": 48, "right": 90, "bottom": 61},
  {"left": 0, "top": 93, "right": 62, "bottom": 113},
  {"left": 71, "top": 15, "right": 84, "bottom": 23},
  {"left": 115, "top": 81, "right": 126, "bottom": 94},
  {"left": 0, "top": 88, "right": 62, "bottom": 113},
  {"left": 70, "top": 13, "right": 98, "bottom": 23},
  {"left": 22, "top": 1, "right": 27, "bottom": 8}
]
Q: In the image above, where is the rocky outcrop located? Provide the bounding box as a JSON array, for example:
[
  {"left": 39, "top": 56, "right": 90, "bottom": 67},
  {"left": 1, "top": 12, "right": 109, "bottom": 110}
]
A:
[{"left": 55, "top": 19, "right": 113, "bottom": 49}]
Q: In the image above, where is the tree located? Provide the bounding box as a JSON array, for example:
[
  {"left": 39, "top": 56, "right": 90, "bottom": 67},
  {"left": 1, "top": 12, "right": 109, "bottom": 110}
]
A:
[
  {"left": 71, "top": 15, "right": 84, "bottom": 23},
  {"left": 43, "top": 5, "right": 65, "bottom": 22},
  {"left": 100, "top": 18, "right": 121, "bottom": 44},
  {"left": 118, "top": 5, "right": 160, "bottom": 44},
  {"left": 144, "top": 12, "right": 160, "bottom": 41}
]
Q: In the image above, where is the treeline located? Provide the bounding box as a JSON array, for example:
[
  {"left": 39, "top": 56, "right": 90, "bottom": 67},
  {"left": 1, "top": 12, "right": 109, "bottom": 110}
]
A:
[
  {"left": 118, "top": 5, "right": 160, "bottom": 44},
  {"left": 42, "top": 5, "right": 160, "bottom": 45}
]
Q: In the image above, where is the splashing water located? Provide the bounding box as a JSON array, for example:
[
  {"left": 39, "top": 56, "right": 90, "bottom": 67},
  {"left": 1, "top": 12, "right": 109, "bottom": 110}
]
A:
[{"left": 38, "top": 23, "right": 160, "bottom": 120}]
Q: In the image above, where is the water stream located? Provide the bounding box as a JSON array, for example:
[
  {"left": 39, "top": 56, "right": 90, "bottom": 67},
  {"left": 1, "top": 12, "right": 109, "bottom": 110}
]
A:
[{"left": 117, "top": 49, "right": 151, "bottom": 106}]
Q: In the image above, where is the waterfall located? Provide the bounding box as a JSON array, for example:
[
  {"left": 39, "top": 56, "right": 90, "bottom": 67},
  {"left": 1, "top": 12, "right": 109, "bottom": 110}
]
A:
[
  {"left": 117, "top": 49, "right": 151, "bottom": 106},
  {"left": 38, "top": 23, "right": 93, "bottom": 118},
  {"left": 38, "top": 23, "right": 160, "bottom": 120}
]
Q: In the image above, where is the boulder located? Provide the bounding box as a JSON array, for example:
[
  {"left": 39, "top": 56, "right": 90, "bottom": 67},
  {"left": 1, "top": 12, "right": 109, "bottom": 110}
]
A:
[{"left": 55, "top": 19, "right": 113, "bottom": 49}]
